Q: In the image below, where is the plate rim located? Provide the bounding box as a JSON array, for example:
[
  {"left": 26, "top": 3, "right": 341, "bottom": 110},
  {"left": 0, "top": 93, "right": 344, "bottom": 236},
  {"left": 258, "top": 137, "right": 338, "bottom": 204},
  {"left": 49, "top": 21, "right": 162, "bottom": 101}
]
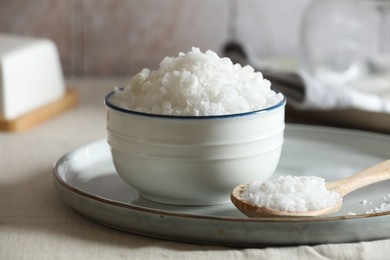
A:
[{"left": 52, "top": 124, "right": 390, "bottom": 223}]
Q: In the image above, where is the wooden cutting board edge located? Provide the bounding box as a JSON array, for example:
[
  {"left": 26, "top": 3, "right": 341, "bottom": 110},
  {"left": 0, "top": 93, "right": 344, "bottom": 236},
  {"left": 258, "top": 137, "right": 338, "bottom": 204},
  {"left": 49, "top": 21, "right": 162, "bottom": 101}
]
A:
[{"left": 0, "top": 89, "right": 79, "bottom": 132}]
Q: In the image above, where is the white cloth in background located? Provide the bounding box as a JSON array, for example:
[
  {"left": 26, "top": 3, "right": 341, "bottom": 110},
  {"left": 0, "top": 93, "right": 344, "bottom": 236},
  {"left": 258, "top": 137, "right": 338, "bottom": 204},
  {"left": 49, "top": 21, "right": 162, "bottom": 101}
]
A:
[
  {"left": 252, "top": 54, "right": 390, "bottom": 113},
  {"left": 297, "top": 71, "right": 390, "bottom": 113}
]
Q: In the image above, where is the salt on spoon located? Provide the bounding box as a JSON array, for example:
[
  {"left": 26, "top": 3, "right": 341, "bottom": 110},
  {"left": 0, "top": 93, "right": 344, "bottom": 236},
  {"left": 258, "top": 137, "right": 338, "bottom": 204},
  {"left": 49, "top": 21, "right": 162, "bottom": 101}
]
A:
[{"left": 231, "top": 159, "right": 390, "bottom": 218}]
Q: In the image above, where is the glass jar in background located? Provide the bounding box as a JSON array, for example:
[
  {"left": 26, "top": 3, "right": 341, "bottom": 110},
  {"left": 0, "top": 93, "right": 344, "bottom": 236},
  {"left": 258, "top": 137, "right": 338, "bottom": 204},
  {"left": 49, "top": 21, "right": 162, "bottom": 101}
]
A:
[{"left": 300, "top": 0, "right": 390, "bottom": 97}]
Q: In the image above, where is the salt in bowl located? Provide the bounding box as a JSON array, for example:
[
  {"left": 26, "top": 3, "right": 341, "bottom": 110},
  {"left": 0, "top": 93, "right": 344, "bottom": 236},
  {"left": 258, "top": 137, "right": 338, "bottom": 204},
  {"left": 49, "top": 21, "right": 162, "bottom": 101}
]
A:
[{"left": 105, "top": 92, "right": 286, "bottom": 205}]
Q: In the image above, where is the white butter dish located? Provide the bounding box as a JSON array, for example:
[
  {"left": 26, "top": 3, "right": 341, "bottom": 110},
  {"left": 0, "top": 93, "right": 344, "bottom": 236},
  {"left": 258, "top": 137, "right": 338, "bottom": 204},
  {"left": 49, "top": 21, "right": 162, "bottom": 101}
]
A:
[{"left": 0, "top": 34, "right": 65, "bottom": 120}]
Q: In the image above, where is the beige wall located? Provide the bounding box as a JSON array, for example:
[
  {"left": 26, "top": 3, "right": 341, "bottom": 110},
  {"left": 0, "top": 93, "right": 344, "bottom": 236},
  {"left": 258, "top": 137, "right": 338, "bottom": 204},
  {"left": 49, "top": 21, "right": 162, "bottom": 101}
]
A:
[{"left": 0, "top": 0, "right": 312, "bottom": 76}]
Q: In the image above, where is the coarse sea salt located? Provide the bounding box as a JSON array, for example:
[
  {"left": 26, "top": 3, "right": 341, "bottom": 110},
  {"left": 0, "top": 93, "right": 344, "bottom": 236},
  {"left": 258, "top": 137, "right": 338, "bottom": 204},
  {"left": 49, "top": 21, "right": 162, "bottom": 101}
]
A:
[
  {"left": 110, "top": 47, "right": 283, "bottom": 116},
  {"left": 241, "top": 176, "right": 342, "bottom": 212},
  {"left": 366, "top": 202, "right": 390, "bottom": 214},
  {"left": 365, "top": 194, "right": 390, "bottom": 214}
]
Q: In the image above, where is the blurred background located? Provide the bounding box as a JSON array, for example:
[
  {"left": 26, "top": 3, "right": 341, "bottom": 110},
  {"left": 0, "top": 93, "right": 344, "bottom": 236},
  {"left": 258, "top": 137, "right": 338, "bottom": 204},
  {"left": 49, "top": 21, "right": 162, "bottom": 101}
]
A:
[
  {"left": 0, "top": 0, "right": 310, "bottom": 77},
  {"left": 1, "top": 0, "right": 390, "bottom": 133}
]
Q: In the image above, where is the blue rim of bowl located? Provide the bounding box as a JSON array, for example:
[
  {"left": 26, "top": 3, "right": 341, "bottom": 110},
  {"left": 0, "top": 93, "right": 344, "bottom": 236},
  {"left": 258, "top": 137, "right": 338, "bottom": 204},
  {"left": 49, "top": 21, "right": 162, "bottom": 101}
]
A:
[{"left": 104, "top": 90, "right": 286, "bottom": 119}]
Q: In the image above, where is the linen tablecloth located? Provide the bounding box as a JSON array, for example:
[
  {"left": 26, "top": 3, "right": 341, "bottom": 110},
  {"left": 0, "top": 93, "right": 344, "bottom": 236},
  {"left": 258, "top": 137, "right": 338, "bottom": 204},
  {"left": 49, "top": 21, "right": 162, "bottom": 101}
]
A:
[{"left": 1, "top": 78, "right": 390, "bottom": 259}]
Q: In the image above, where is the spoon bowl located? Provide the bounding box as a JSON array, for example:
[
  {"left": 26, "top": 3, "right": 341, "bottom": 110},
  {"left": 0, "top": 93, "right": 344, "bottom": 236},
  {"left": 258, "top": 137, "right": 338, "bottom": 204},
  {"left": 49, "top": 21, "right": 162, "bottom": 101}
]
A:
[
  {"left": 231, "top": 184, "right": 342, "bottom": 218},
  {"left": 231, "top": 159, "right": 390, "bottom": 218}
]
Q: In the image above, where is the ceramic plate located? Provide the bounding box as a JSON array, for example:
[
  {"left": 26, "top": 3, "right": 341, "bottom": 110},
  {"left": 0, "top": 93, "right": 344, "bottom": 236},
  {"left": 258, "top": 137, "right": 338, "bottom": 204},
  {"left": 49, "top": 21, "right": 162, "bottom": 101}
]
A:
[{"left": 53, "top": 124, "right": 390, "bottom": 247}]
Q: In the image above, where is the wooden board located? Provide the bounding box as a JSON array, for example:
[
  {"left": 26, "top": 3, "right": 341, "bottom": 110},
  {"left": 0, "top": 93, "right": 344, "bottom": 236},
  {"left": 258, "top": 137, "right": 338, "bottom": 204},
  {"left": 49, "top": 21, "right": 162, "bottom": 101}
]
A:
[
  {"left": 286, "top": 105, "right": 390, "bottom": 134},
  {"left": 0, "top": 89, "right": 78, "bottom": 132}
]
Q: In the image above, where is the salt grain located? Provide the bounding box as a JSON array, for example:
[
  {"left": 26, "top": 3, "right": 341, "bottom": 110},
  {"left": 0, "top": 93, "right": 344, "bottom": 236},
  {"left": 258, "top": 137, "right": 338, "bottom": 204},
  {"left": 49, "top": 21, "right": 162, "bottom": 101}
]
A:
[
  {"left": 366, "top": 202, "right": 390, "bottom": 214},
  {"left": 240, "top": 176, "right": 341, "bottom": 212},
  {"left": 365, "top": 195, "right": 390, "bottom": 214},
  {"left": 110, "top": 47, "right": 283, "bottom": 116}
]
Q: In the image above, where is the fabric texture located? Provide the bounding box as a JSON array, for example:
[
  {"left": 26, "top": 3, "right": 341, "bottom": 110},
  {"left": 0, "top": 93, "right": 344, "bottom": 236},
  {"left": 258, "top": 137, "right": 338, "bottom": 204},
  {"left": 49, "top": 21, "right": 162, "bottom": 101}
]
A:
[{"left": 298, "top": 71, "right": 390, "bottom": 113}]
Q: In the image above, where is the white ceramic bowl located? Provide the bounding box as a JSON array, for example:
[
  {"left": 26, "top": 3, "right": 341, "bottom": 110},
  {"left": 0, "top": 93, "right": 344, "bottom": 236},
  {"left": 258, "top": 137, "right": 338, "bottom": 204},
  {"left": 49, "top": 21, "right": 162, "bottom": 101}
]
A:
[{"left": 105, "top": 92, "right": 286, "bottom": 205}]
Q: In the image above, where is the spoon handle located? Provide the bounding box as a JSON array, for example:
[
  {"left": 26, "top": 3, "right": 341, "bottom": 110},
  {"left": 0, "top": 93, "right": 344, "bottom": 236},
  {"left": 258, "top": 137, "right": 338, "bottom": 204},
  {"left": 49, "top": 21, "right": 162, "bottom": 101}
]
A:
[{"left": 327, "top": 159, "right": 390, "bottom": 197}]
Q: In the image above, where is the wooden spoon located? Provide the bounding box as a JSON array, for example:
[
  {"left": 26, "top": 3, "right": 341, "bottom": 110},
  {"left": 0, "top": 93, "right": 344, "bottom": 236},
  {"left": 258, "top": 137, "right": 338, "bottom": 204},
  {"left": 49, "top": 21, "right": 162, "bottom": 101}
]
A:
[{"left": 231, "top": 159, "right": 390, "bottom": 218}]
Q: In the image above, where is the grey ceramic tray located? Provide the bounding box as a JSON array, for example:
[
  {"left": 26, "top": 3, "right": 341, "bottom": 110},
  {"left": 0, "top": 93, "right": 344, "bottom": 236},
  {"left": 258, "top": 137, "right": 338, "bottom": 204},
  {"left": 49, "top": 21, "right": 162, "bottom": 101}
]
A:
[{"left": 53, "top": 124, "right": 390, "bottom": 247}]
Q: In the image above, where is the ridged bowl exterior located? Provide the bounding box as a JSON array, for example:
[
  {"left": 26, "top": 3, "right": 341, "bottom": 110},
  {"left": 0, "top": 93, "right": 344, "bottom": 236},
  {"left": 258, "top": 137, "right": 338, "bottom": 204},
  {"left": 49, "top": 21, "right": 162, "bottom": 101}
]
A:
[{"left": 106, "top": 93, "right": 286, "bottom": 205}]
